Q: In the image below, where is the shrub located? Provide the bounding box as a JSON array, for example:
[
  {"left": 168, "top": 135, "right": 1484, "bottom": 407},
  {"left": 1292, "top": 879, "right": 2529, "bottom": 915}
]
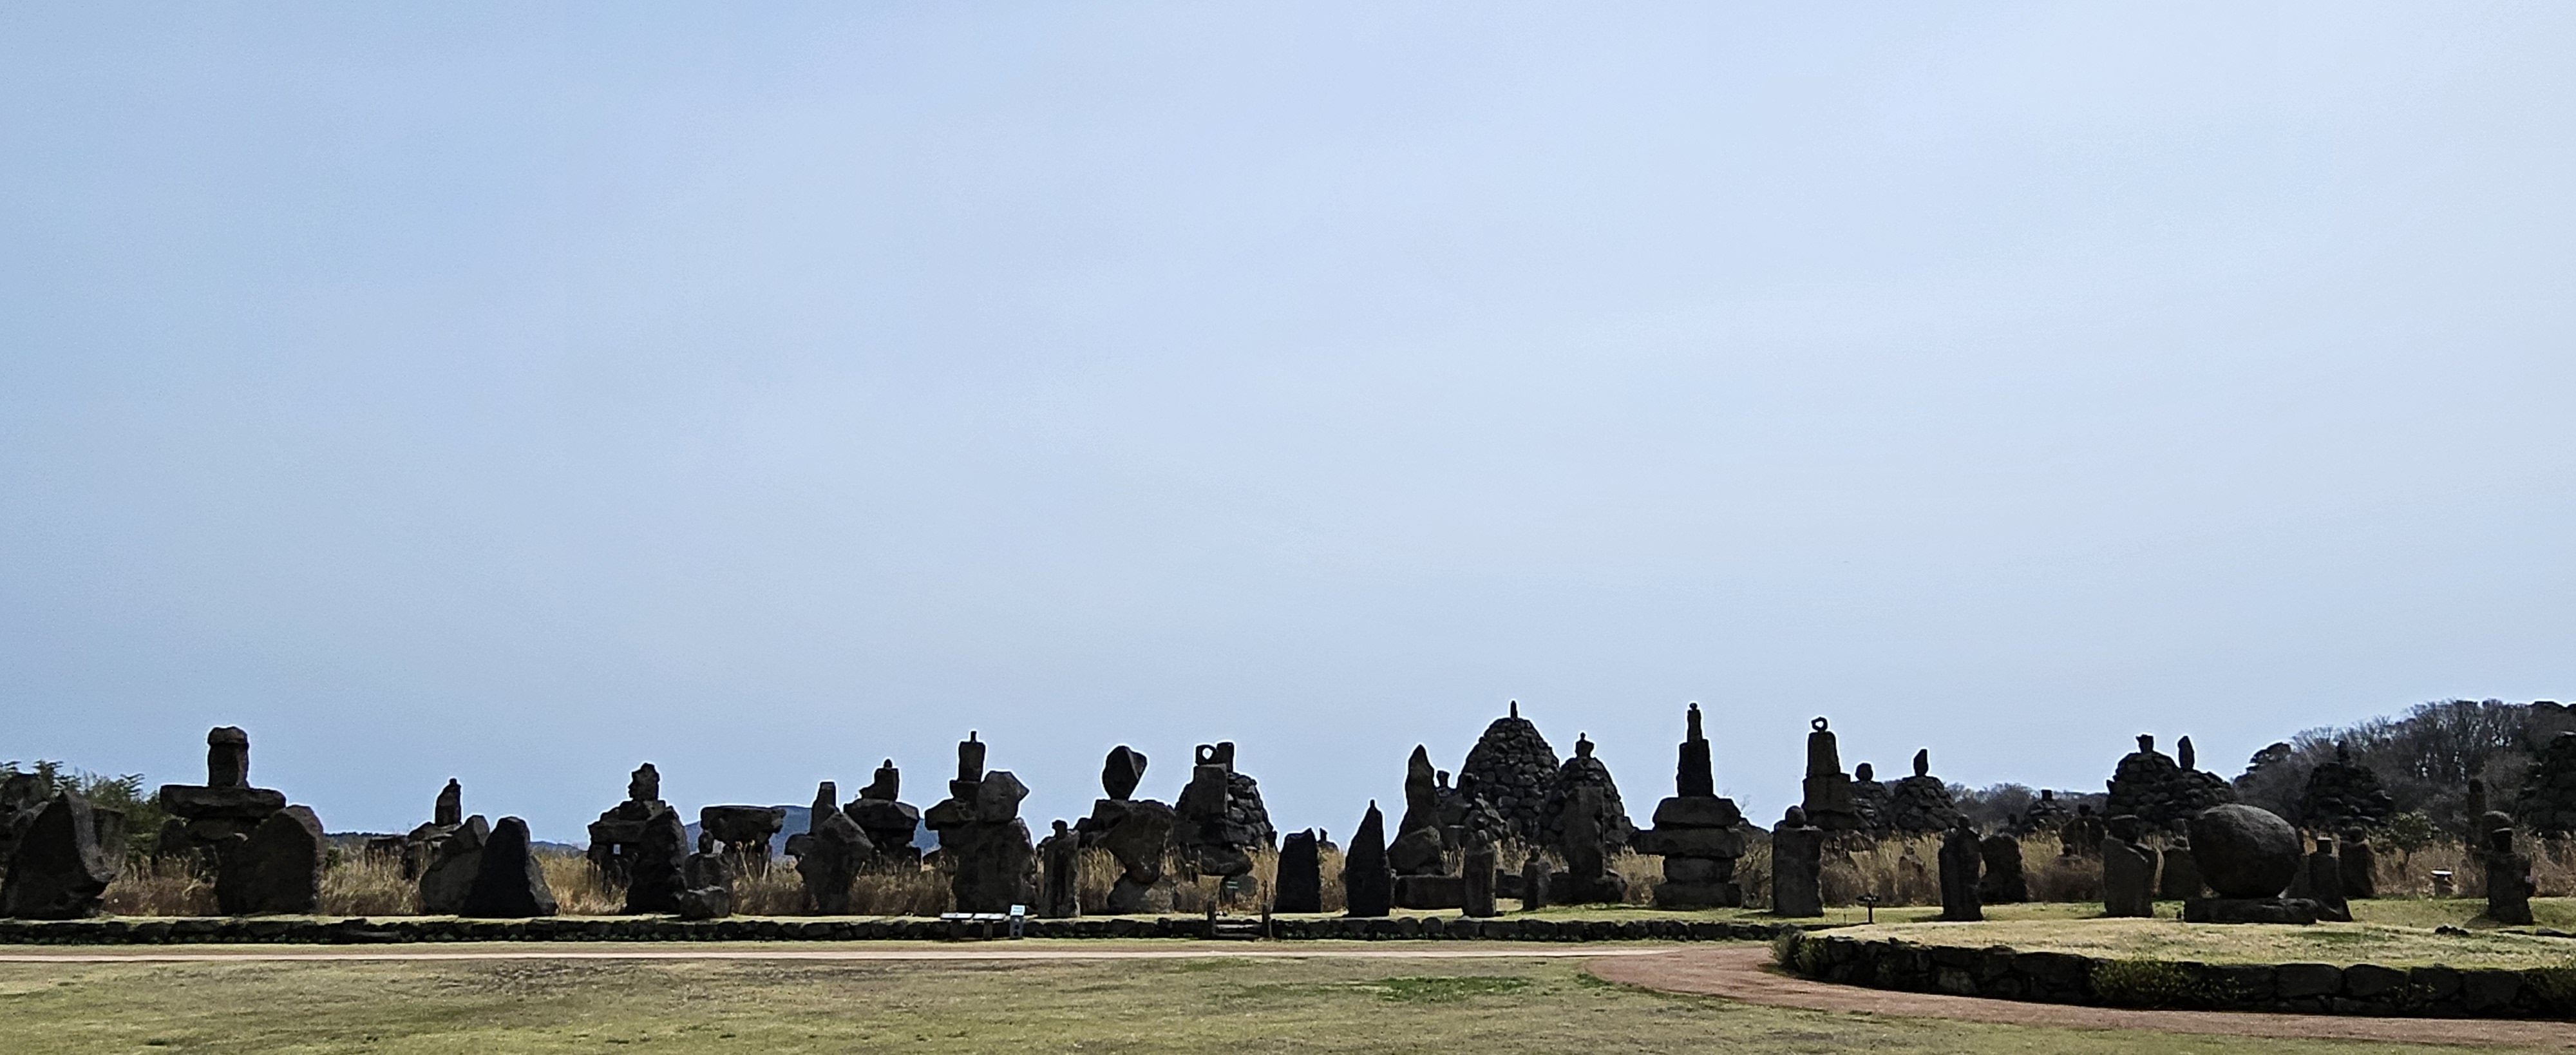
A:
[{"left": 2090, "top": 958, "right": 2210, "bottom": 1008}]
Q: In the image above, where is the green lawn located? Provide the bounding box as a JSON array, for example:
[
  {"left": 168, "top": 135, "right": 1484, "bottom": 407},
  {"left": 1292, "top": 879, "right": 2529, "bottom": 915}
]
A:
[{"left": 0, "top": 947, "right": 2562, "bottom": 1054}]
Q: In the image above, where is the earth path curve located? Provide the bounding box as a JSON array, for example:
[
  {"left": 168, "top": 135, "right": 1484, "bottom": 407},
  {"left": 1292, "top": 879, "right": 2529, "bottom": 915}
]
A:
[
  {"left": 0, "top": 942, "right": 1660, "bottom": 964},
  {"left": 1587, "top": 944, "right": 2575, "bottom": 1049}
]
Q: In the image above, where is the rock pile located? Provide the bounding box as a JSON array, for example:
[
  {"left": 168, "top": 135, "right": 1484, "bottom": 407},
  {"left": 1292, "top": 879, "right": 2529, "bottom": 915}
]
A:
[
  {"left": 1077, "top": 745, "right": 1177, "bottom": 913},
  {"left": 420, "top": 813, "right": 490, "bottom": 915},
  {"left": 1549, "top": 784, "right": 1626, "bottom": 904},
  {"left": 2058, "top": 806, "right": 2105, "bottom": 857},
  {"left": 787, "top": 783, "right": 872, "bottom": 915},
  {"left": 2103, "top": 734, "right": 2235, "bottom": 831},
  {"left": 1848, "top": 763, "right": 1889, "bottom": 833},
  {"left": 1457, "top": 701, "right": 1561, "bottom": 842},
  {"left": 2297, "top": 743, "right": 2394, "bottom": 832},
  {"left": 2516, "top": 731, "right": 2576, "bottom": 835},
  {"left": 1977, "top": 829, "right": 2026, "bottom": 903},
  {"left": 1539, "top": 734, "right": 1634, "bottom": 855},
  {"left": 401, "top": 779, "right": 469, "bottom": 880},
  {"left": 1636, "top": 704, "right": 1746, "bottom": 909},
  {"left": 922, "top": 732, "right": 1036, "bottom": 913},
  {"left": 699, "top": 804, "right": 787, "bottom": 870},
  {"left": 2021, "top": 788, "right": 2070, "bottom": 835},
  {"left": 1882, "top": 749, "right": 1960, "bottom": 833}
]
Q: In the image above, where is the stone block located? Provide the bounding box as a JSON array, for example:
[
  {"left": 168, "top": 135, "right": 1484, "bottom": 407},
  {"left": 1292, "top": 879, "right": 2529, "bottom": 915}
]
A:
[
  {"left": 1392, "top": 874, "right": 1466, "bottom": 909},
  {"left": 1651, "top": 795, "right": 1743, "bottom": 829}
]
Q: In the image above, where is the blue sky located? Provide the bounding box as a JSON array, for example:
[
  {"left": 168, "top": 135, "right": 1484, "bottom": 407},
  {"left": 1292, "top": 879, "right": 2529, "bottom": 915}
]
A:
[{"left": 5, "top": 3, "right": 2572, "bottom": 841}]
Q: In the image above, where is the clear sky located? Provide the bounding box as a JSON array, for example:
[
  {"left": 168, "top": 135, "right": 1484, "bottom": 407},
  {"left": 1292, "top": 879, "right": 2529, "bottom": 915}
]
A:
[{"left": 5, "top": 4, "right": 2571, "bottom": 842}]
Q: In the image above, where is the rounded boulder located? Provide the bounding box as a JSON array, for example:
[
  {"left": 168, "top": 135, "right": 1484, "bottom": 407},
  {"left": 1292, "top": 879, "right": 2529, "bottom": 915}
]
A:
[{"left": 2187, "top": 804, "right": 2301, "bottom": 898}]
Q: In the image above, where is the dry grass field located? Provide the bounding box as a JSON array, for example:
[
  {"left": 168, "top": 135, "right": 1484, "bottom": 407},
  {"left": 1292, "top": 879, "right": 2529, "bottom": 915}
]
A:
[{"left": 3, "top": 947, "right": 2565, "bottom": 1055}]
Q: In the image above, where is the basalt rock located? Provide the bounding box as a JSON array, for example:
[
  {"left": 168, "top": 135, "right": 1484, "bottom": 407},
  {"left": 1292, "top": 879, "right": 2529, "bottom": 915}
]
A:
[
  {"left": 2188, "top": 803, "right": 2302, "bottom": 898},
  {"left": 2481, "top": 815, "right": 2536, "bottom": 926},
  {"left": 1342, "top": 802, "right": 1392, "bottom": 918},
  {"left": 1274, "top": 830, "right": 1323, "bottom": 913},
  {"left": 621, "top": 806, "right": 688, "bottom": 915},
  {"left": 217, "top": 805, "right": 325, "bottom": 915},
  {"left": 2306, "top": 837, "right": 2351, "bottom": 923},
  {"left": 1549, "top": 783, "right": 1627, "bottom": 906},
  {"left": 1389, "top": 745, "right": 1447, "bottom": 877},
  {"left": 156, "top": 727, "right": 289, "bottom": 867},
  {"left": 402, "top": 779, "right": 469, "bottom": 880},
  {"left": 587, "top": 763, "right": 672, "bottom": 884},
  {"left": 1770, "top": 806, "right": 1824, "bottom": 918},
  {"left": 1977, "top": 831, "right": 2027, "bottom": 904},
  {"left": 1, "top": 792, "right": 122, "bottom": 920},
  {"left": 1457, "top": 701, "right": 1562, "bottom": 842},
  {"left": 1883, "top": 749, "right": 1960, "bottom": 834},
  {"left": 2099, "top": 815, "right": 2155, "bottom": 918},
  {"left": 2158, "top": 839, "right": 2202, "bottom": 900},
  {"left": 2022, "top": 788, "right": 2071, "bottom": 836},
  {"left": 794, "top": 810, "right": 873, "bottom": 915},
  {"left": 1101, "top": 746, "right": 1147, "bottom": 803},
  {"left": 1035, "top": 820, "right": 1080, "bottom": 919},
  {"left": 2338, "top": 831, "right": 2376, "bottom": 900},
  {"left": 2517, "top": 731, "right": 2576, "bottom": 836},
  {"left": 1642, "top": 705, "right": 1747, "bottom": 909},
  {"left": 419, "top": 814, "right": 491, "bottom": 915},
  {"left": 461, "top": 817, "right": 557, "bottom": 918},
  {"left": 1937, "top": 817, "right": 1982, "bottom": 922},
  {"left": 2059, "top": 806, "right": 2106, "bottom": 858},
  {"left": 1173, "top": 741, "right": 1273, "bottom": 877},
  {"left": 1849, "top": 763, "right": 1889, "bottom": 833},
  {"left": 924, "top": 734, "right": 1036, "bottom": 913},
  {"left": 699, "top": 805, "right": 788, "bottom": 870},
  {"left": 1462, "top": 837, "right": 1499, "bottom": 918},
  {"left": 1540, "top": 735, "right": 1634, "bottom": 860},
  {"left": 2104, "top": 734, "right": 2235, "bottom": 832},
  {"left": 846, "top": 759, "right": 922, "bottom": 864},
  {"left": 1799, "top": 719, "right": 1862, "bottom": 832}
]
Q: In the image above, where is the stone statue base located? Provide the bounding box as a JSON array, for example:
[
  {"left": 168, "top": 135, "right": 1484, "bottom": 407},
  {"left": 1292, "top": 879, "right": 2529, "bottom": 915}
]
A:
[
  {"left": 2183, "top": 897, "right": 2319, "bottom": 925},
  {"left": 1392, "top": 874, "right": 1465, "bottom": 910},
  {"left": 1652, "top": 880, "right": 1741, "bottom": 908}
]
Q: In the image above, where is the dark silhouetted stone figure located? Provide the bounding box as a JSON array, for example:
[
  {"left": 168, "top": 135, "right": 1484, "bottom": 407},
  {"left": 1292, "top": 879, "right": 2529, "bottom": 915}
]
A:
[
  {"left": 2158, "top": 838, "right": 2202, "bottom": 900},
  {"left": 1388, "top": 745, "right": 1463, "bottom": 909},
  {"left": 156, "top": 727, "right": 287, "bottom": 868},
  {"left": 1342, "top": 801, "right": 1392, "bottom": 918},
  {"left": 2177, "top": 736, "right": 2197, "bottom": 772},
  {"left": 2305, "top": 834, "right": 2350, "bottom": 922},
  {"left": 1640, "top": 703, "right": 1747, "bottom": 908},
  {"left": 2022, "top": 788, "right": 2070, "bottom": 836},
  {"left": 587, "top": 763, "right": 670, "bottom": 884},
  {"left": 435, "top": 779, "right": 462, "bottom": 828},
  {"left": 795, "top": 810, "right": 873, "bottom": 915},
  {"left": 1080, "top": 745, "right": 1177, "bottom": 913},
  {"left": 1799, "top": 719, "right": 1861, "bottom": 832},
  {"left": 2298, "top": 743, "right": 2394, "bottom": 833},
  {"left": 1540, "top": 734, "right": 1634, "bottom": 856},
  {"left": 923, "top": 733, "right": 1036, "bottom": 913},
  {"left": 1461, "top": 833, "right": 1497, "bottom": 918},
  {"left": 2059, "top": 806, "right": 2105, "bottom": 857},
  {"left": 1551, "top": 784, "right": 1626, "bottom": 905},
  {"left": 847, "top": 759, "right": 922, "bottom": 864},
  {"left": 1274, "top": 830, "right": 1323, "bottom": 913},
  {"left": 1520, "top": 850, "right": 1549, "bottom": 911},
  {"left": 677, "top": 832, "right": 734, "bottom": 920},
  {"left": 1978, "top": 830, "right": 2027, "bottom": 904},
  {"left": 420, "top": 814, "right": 490, "bottom": 915},
  {"left": 623, "top": 808, "right": 687, "bottom": 915},
  {"left": 1938, "top": 816, "right": 1982, "bottom": 921},
  {"left": 1883, "top": 748, "right": 1961, "bottom": 833},
  {"left": 1174, "top": 741, "right": 1273, "bottom": 879},
  {"left": 2184, "top": 804, "right": 2317, "bottom": 924},
  {"left": 1849, "top": 762, "right": 1889, "bottom": 833},
  {"left": 2338, "top": 830, "right": 2376, "bottom": 900},
  {"left": 2481, "top": 812, "right": 2535, "bottom": 926},
  {"left": 218, "top": 805, "right": 325, "bottom": 915},
  {"left": 1770, "top": 806, "right": 1824, "bottom": 918},
  {"left": 2100, "top": 814, "right": 2156, "bottom": 918},
  {"left": 462, "top": 817, "right": 558, "bottom": 918},
  {"left": 1036, "top": 819, "right": 1079, "bottom": 919},
  {"left": 1, "top": 792, "right": 122, "bottom": 920}
]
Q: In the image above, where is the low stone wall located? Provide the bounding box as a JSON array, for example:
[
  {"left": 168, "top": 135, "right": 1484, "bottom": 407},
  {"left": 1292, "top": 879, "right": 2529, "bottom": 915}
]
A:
[
  {"left": 1777, "top": 932, "right": 2576, "bottom": 1020},
  {"left": 0, "top": 915, "right": 1797, "bottom": 946}
]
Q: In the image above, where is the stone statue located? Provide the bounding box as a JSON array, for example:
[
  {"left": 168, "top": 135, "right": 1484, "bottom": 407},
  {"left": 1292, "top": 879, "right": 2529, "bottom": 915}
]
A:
[
  {"left": 1770, "top": 806, "right": 1823, "bottom": 918},
  {"left": 1937, "top": 816, "right": 1982, "bottom": 921}
]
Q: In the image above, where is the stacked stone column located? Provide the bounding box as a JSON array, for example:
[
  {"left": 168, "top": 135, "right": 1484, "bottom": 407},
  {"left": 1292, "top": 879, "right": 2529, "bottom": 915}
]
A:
[{"left": 1638, "top": 704, "right": 1745, "bottom": 908}]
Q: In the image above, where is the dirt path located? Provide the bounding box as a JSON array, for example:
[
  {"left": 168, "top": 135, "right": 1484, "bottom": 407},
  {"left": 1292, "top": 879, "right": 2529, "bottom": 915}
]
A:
[
  {"left": 1589, "top": 946, "right": 2575, "bottom": 1049},
  {"left": 0, "top": 942, "right": 1665, "bottom": 964}
]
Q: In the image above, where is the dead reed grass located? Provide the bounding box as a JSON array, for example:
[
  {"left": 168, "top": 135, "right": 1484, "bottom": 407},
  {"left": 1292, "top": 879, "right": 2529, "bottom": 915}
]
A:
[
  {"left": 99, "top": 855, "right": 213, "bottom": 916},
  {"left": 317, "top": 849, "right": 417, "bottom": 916},
  {"left": 536, "top": 851, "right": 621, "bottom": 915}
]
